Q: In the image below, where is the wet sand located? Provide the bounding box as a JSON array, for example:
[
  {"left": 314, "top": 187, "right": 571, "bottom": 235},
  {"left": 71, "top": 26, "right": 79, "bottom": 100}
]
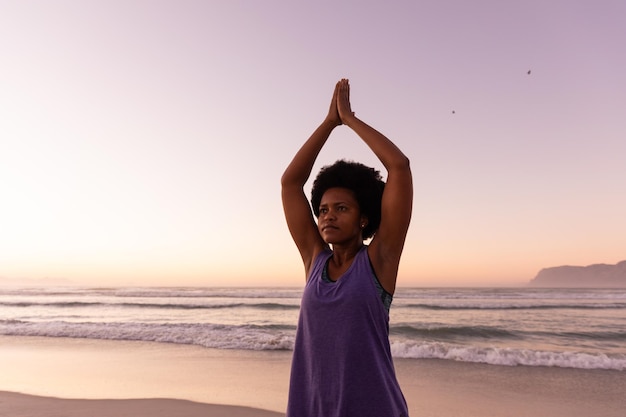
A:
[{"left": 0, "top": 336, "right": 624, "bottom": 416}]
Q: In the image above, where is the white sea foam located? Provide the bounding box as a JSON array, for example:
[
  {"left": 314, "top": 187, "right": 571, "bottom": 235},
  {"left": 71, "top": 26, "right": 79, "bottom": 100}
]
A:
[
  {"left": 0, "top": 320, "right": 295, "bottom": 351},
  {"left": 3, "top": 319, "right": 625, "bottom": 371},
  {"left": 2, "top": 287, "right": 625, "bottom": 371},
  {"left": 390, "top": 340, "right": 626, "bottom": 371}
]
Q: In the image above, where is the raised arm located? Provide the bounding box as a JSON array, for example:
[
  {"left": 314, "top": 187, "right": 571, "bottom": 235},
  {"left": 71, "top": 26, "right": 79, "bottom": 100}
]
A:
[
  {"left": 281, "top": 82, "right": 342, "bottom": 275},
  {"left": 337, "top": 79, "right": 413, "bottom": 294}
]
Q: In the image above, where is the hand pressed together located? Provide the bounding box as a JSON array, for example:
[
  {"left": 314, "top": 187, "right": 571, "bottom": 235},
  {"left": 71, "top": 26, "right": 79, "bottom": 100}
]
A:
[
  {"left": 325, "top": 78, "right": 355, "bottom": 127},
  {"left": 325, "top": 81, "right": 342, "bottom": 127},
  {"left": 337, "top": 78, "right": 355, "bottom": 124}
]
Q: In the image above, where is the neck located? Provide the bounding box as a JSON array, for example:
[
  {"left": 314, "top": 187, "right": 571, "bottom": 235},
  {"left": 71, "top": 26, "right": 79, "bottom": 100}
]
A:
[{"left": 330, "top": 242, "right": 364, "bottom": 265}]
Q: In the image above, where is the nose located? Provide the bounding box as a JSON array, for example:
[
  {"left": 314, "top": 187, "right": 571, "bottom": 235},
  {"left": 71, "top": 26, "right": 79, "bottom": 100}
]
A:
[{"left": 325, "top": 208, "right": 337, "bottom": 219}]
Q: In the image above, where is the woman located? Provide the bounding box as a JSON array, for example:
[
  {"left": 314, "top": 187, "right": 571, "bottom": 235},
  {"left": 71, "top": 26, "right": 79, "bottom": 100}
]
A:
[{"left": 282, "top": 79, "right": 412, "bottom": 417}]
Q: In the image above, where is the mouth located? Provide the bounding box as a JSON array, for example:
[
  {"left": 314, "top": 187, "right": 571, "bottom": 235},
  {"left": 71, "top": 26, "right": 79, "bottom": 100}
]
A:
[{"left": 321, "top": 225, "right": 338, "bottom": 232}]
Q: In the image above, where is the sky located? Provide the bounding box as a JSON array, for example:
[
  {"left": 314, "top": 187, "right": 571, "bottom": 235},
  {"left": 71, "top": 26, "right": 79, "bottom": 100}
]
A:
[{"left": 1, "top": 0, "right": 625, "bottom": 287}]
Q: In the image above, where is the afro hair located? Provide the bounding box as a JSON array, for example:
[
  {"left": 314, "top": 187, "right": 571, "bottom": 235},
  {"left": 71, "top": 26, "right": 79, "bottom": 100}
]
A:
[{"left": 311, "top": 159, "right": 385, "bottom": 240}]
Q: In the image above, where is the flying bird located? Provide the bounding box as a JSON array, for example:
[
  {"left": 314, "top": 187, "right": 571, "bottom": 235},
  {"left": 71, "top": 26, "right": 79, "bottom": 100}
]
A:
[{"left": 527, "top": 70, "right": 531, "bottom": 75}]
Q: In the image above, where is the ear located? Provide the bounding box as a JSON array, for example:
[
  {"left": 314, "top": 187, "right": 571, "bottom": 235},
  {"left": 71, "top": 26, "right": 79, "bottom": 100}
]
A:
[{"left": 359, "top": 215, "right": 369, "bottom": 229}]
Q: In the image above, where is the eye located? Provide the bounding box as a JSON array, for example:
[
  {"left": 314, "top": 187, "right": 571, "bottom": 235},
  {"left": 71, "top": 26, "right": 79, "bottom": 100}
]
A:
[
  {"left": 338, "top": 205, "right": 347, "bottom": 211},
  {"left": 319, "top": 207, "right": 328, "bottom": 214}
]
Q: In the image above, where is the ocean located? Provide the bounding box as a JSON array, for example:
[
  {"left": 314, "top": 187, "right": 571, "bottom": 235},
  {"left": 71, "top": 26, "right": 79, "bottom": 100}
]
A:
[{"left": 1, "top": 286, "right": 624, "bottom": 371}]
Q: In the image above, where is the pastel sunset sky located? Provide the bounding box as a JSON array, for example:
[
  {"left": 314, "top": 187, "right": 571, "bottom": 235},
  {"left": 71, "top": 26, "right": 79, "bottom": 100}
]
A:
[{"left": 1, "top": 0, "right": 624, "bottom": 287}]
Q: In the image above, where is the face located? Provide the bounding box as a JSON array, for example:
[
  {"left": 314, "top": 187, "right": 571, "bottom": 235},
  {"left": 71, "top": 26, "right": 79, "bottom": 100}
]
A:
[{"left": 317, "top": 187, "right": 367, "bottom": 245}]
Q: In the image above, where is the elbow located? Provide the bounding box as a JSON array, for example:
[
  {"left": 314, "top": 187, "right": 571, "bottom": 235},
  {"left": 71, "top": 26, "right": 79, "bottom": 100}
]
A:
[
  {"left": 281, "top": 170, "right": 303, "bottom": 189},
  {"left": 390, "top": 155, "right": 411, "bottom": 172},
  {"left": 386, "top": 156, "right": 412, "bottom": 185},
  {"left": 280, "top": 171, "right": 294, "bottom": 188}
]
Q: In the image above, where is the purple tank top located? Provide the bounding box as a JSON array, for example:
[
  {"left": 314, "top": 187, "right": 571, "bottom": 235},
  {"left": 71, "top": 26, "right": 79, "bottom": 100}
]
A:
[{"left": 287, "top": 246, "right": 409, "bottom": 417}]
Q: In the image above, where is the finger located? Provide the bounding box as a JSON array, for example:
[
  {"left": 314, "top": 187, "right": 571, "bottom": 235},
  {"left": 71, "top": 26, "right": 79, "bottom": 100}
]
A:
[
  {"left": 340, "top": 80, "right": 349, "bottom": 101},
  {"left": 339, "top": 79, "right": 348, "bottom": 96}
]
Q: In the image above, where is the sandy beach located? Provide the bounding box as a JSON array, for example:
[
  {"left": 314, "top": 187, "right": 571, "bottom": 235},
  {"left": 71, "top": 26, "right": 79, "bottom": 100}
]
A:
[
  {"left": 0, "top": 391, "right": 282, "bottom": 417},
  {"left": 1, "top": 336, "right": 624, "bottom": 417}
]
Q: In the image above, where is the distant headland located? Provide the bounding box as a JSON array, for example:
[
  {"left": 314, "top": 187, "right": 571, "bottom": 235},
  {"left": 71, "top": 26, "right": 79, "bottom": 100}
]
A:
[{"left": 529, "top": 260, "right": 626, "bottom": 287}]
